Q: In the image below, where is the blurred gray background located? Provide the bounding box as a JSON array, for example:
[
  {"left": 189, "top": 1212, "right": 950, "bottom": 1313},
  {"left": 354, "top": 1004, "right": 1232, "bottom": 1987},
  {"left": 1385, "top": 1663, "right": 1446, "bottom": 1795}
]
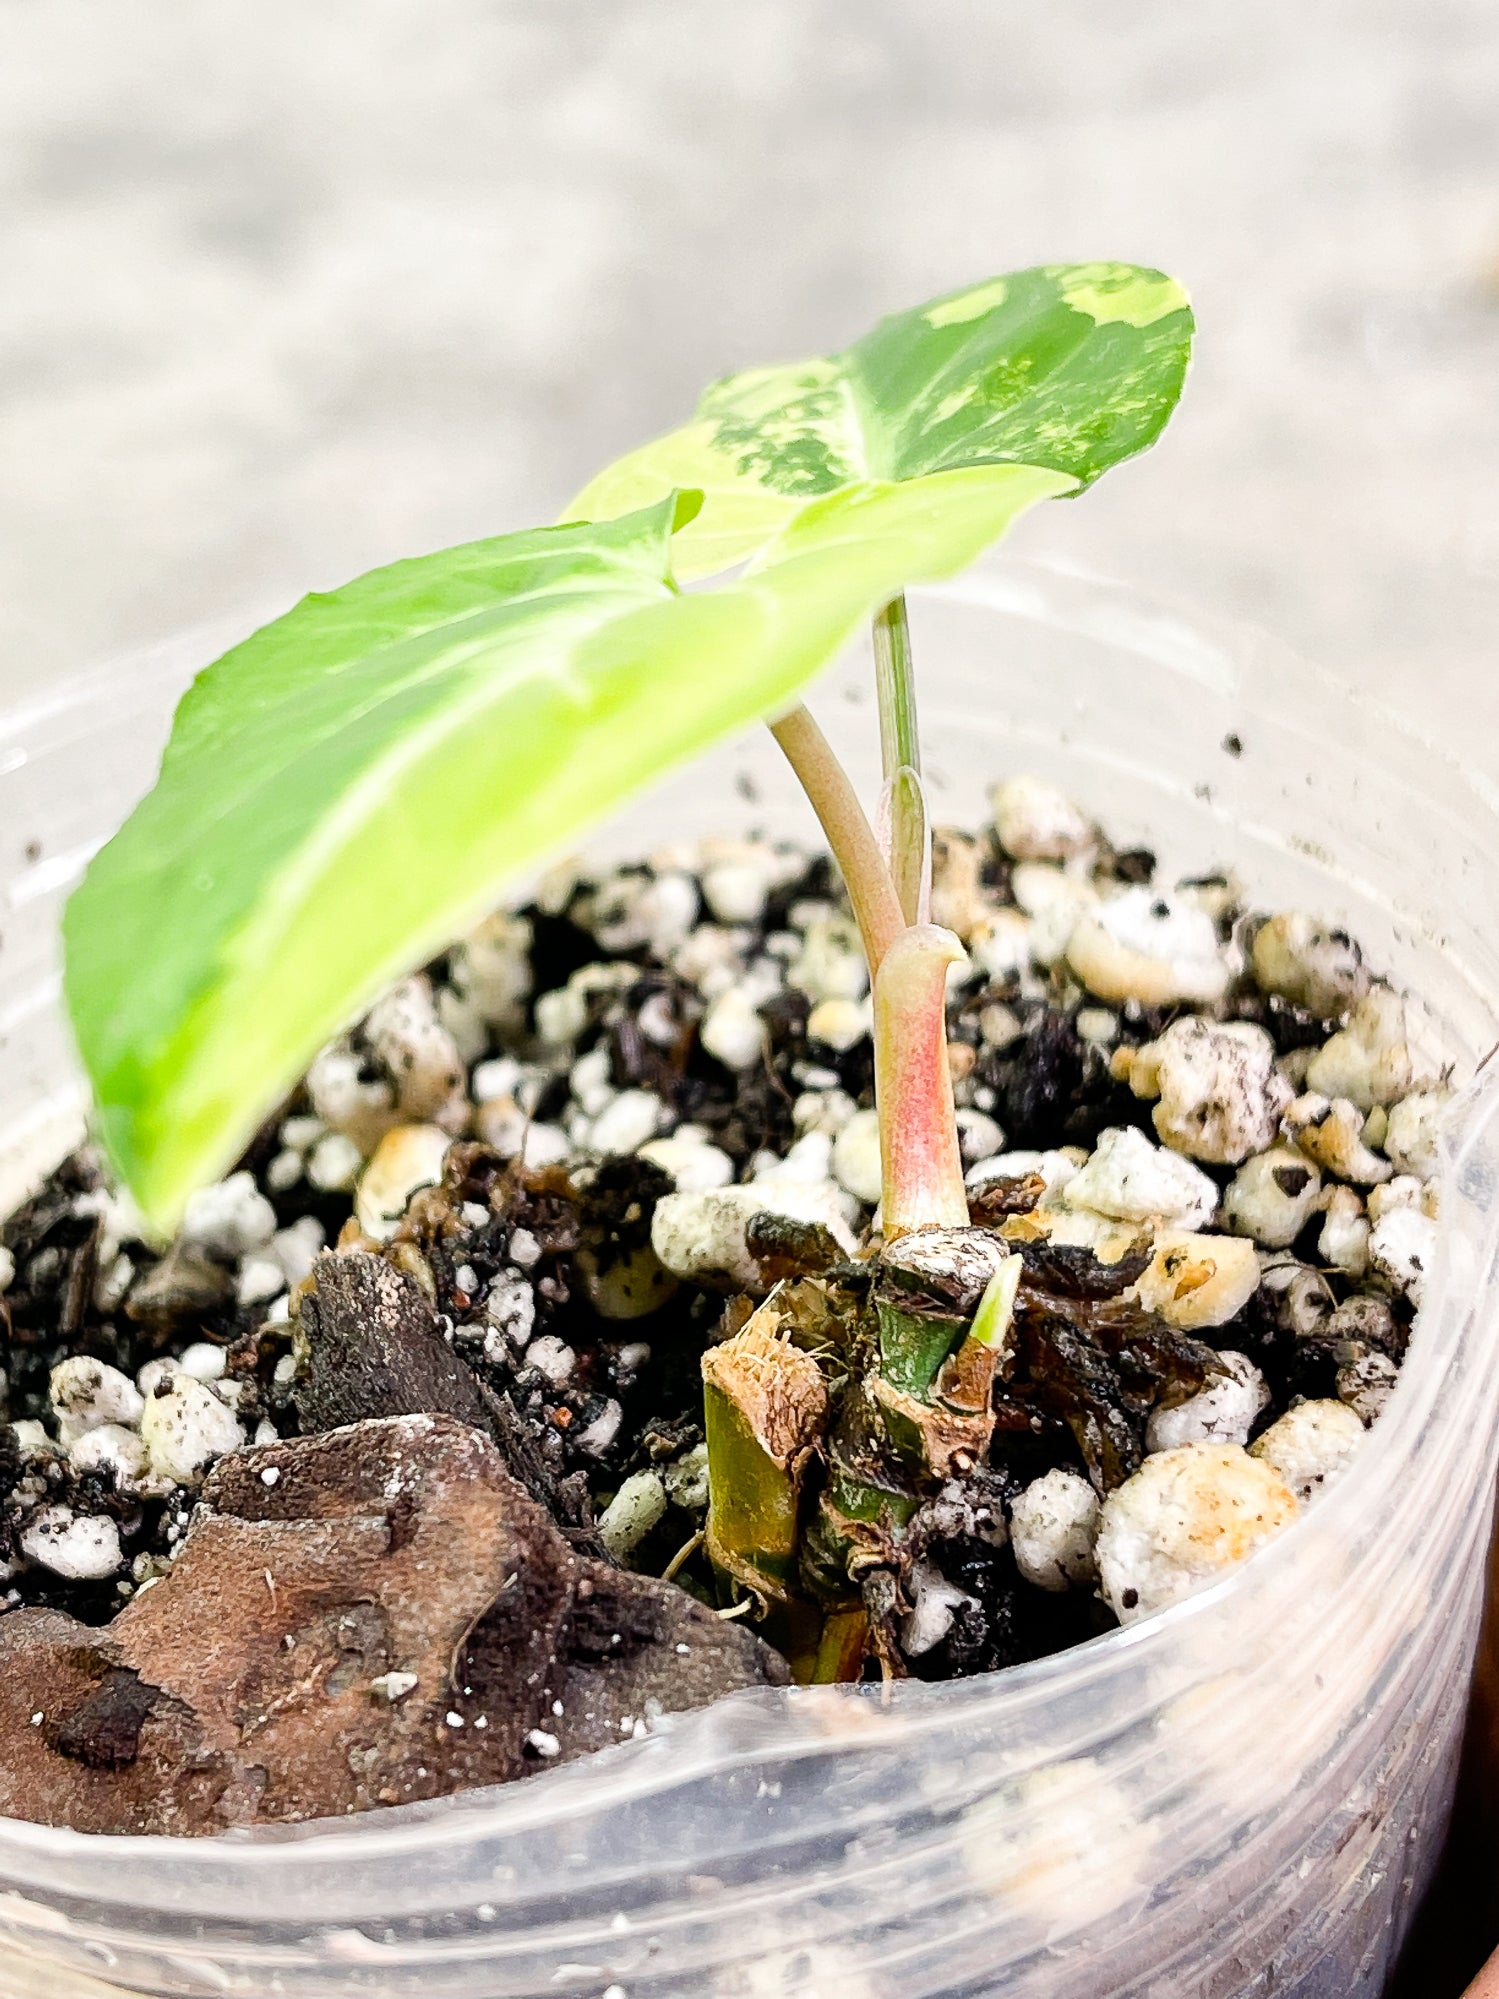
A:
[{"left": 1, "top": 1, "right": 1496, "bottom": 746}]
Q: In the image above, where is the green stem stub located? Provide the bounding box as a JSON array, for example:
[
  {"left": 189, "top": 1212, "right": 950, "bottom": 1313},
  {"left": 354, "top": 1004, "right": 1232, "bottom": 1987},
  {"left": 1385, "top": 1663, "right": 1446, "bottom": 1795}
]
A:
[
  {"left": 703, "top": 1305, "right": 828, "bottom": 1600},
  {"left": 875, "top": 1296, "right": 965, "bottom": 1400}
]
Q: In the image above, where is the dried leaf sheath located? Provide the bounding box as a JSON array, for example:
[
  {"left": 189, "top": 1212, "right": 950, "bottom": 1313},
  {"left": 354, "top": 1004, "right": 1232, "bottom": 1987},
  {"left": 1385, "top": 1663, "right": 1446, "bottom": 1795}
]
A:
[{"left": 703, "top": 1306, "right": 828, "bottom": 1599}]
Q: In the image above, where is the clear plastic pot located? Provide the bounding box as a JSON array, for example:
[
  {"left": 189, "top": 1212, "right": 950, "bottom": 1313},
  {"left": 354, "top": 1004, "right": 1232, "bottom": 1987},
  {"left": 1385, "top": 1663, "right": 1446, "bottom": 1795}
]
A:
[{"left": 1, "top": 557, "right": 1497, "bottom": 1999}]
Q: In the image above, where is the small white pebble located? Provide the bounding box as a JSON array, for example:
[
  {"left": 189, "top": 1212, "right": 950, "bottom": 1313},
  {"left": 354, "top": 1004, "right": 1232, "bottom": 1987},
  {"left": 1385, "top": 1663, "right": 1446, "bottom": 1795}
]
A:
[
  {"left": 272, "top": 1353, "right": 298, "bottom": 1386},
  {"left": 901, "top": 1560, "right": 978, "bottom": 1656},
  {"left": 954, "top": 1108, "right": 1006, "bottom": 1165},
  {"left": 0, "top": 1246, "right": 14, "bottom": 1294},
  {"left": 140, "top": 1374, "right": 245, "bottom": 1485},
  {"left": 445, "top": 1710, "right": 465, "bottom": 1730},
  {"left": 1251, "top": 913, "right": 1370, "bottom": 1017},
  {"left": 260, "top": 1466, "right": 282, "bottom": 1488},
  {"left": 788, "top": 914, "right": 868, "bottom": 1004},
  {"left": 1010, "top": 1470, "right": 1100, "bottom": 1591},
  {"left": 572, "top": 1399, "right": 624, "bottom": 1458},
  {"left": 235, "top": 1256, "right": 286, "bottom": 1308},
  {"left": 1338, "top": 1349, "right": 1399, "bottom": 1424},
  {"left": 1222, "top": 1147, "right": 1323, "bottom": 1249},
  {"left": 966, "top": 1148, "right": 1081, "bottom": 1201},
  {"left": 68, "top": 1423, "right": 149, "bottom": 1489},
  {"left": 176, "top": 1342, "right": 227, "bottom": 1384},
  {"left": 485, "top": 1271, "right": 536, "bottom": 1347},
  {"left": 1283, "top": 1093, "right": 1391, "bottom": 1187},
  {"left": 597, "top": 1471, "right": 668, "bottom": 1562},
  {"left": 650, "top": 1183, "right": 854, "bottom": 1290},
  {"left": 472, "top": 1055, "right": 523, "bottom": 1104},
  {"left": 1305, "top": 988, "right": 1413, "bottom": 1111},
  {"left": 1250, "top": 1399, "right": 1365, "bottom": 1503},
  {"left": 663, "top": 1442, "right": 711, "bottom": 1513},
  {"left": 701, "top": 859, "right": 770, "bottom": 925},
  {"left": 1319, "top": 1187, "right": 1370, "bottom": 1278},
  {"left": 806, "top": 997, "right": 869, "bottom": 1052},
  {"left": 356, "top": 1123, "right": 451, "bottom": 1240},
  {"left": 50, "top": 1355, "right": 145, "bottom": 1439},
  {"left": 1095, "top": 1443, "right": 1298, "bottom": 1625},
  {"left": 1382, "top": 1088, "right": 1450, "bottom": 1180},
  {"left": 21, "top": 1505, "right": 122, "bottom": 1580},
  {"left": 527, "top": 1335, "right": 576, "bottom": 1387},
  {"left": 699, "top": 985, "right": 766, "bottom": 1071},
  {"left": 1123, "top": 1017, "right": 1290, "bottom": 1165},
  {"left": 831, "top": 1107, "right": 883, "bottom": 1206},
  {"left": 1066, "top": 889, "right": 1229, "bottom": 1007},
  {"left": 1145, "top": 1350, "right": 1269, "bottom": 1452},
  {"left": 307, "top": 1131, "right": 364, "bottom": 1194},
  {"left": 1367, "top": 1204, "right": 1438, "bottom": 1305},
  {"left": 526, "top": 1729, "right": 561, "bottom": 1759},
  {"left": 370, "top": 1671, "right": 419, "bottom": 1704},
  {"left": 254, "top": 1418, "right": 280, "bottom": 1447},
  {"left": 11, "top": 1419, "right": 55, "bottom": 1460},
  {"left": 1062, "top": 1126, "right": 1218, "bottom": 1229},
  {"left": 637, "top": 1135, "right": 735, "bottom": 1192},
  {"left": 520, "top": 1123, "right": 571, "bottom": 1170},
  {"left": 180, "top": 1171, "right": 277, "bottom": 1260},
  {"left": 265, "top": 1149, "right": 302, "bottom": 1193},
  {"left": 271, "top": 1216, "right": 325, "bottom": 1290},
  {"left": 507, "top": 1227, "right": 541, "bottom": 1270},
  {"left": 991, "top": 774, "right": 1093, "bottom": 862},
  {"left": 1135, "top": 1230, "right": 1261, "bottom": 1331},
  {"left": 588, "top": 1089, "right": 665, "bottom": 1156},
  {"left": 1075, "top": 1007, "right": 1118, "bottom": 1046}
]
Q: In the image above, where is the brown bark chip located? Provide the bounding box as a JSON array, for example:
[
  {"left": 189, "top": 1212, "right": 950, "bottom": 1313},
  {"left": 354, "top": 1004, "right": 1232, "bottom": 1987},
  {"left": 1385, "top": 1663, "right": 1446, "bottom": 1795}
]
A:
[{"left": 0, "top": 1414, "right": 784, "bottom": 1833}]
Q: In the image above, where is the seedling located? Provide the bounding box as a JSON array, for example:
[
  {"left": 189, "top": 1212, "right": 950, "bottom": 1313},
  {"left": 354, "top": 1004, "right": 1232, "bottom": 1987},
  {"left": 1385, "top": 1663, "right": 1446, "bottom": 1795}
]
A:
[{"left": 62, "top": 263, "right": 1192, "bottom": 1667}]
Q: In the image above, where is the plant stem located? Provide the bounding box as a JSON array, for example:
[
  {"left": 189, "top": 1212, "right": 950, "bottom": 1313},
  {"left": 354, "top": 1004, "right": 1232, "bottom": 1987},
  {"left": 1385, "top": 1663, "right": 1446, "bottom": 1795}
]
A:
[
  {"left": 770, "top": 705, "right": 904, "bottom": 975},
  {"left": 874, "top": 924, "right": 970, "bottom": 1237},
  {"left": 873, "top": 595, "right": 926, "bottom": 926}
]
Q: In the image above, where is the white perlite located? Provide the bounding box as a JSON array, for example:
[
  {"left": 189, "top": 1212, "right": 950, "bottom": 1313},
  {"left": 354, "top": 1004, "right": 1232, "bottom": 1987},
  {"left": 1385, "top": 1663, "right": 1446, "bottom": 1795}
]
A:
[
  {"left": 49, "top": 1356, "right": 145, "bottom": 1442},
  {"left": 597, "top": 1471, "right": 668, "bottom": 1562},
  {"left": 1144, "top": 1350, "right": 1269, "bottom": 1453},
  {"left": 651, "top": 1182, "right": 854, "bottom": 1291},
  {"left": 1367, "top": 1204, "right": 1437, "bottom": 1304},
  {"left": 1283, "top": 1093, "right": 1391, "bottom": 1186},
  {"left": 831, "top": 1107, "right": 883, "bottom": 1206},
  {"left": 355, "top": 1123, "right": 451, "bottom": 1240},
  {"left": 1135, "top": 1231, "right": 1260, "bottom": 1331},
  {"left": 1382, "top": 1088, "right": 1449, "bottom": 1179},
  {"left": 587, "top": 1088, "right": 665, "bottom": 1156},
  {"left": 637, "top": 1134, "right": 735, "bottom": 1192},
  {"left": 1250, "top": 913, "right": 1371, "bottom": 1017},
  {"left": 1305, "top": 988, "right": 1413, "bottom": 1111},
  {"left": 1095, "top": 1443, "right": 1298, "bottom": 1626},
  {"left": 140, "top": 1373, "right": 245, "bottom": 1485},
  {"left": 991, "top": 775, "right": 1093, "bottom": 862},
  {"left": 1062, "top": 1126, "right": 1218, "bottom": 1229},
  {"left": 1122, "top": 1017, "right": 1289, "bottom": 1165},
  {"left": 901, "top": 1560, "right": 978, "bottom": 1656},
  {"left": 1010, "top": 1470, "right": 1100, "bottom": 1591},
  {"left": 1250, "top": 1400, "right": 1366, "bottom": 1504},
  {"left": 1319, "top": 1187, "right": 1371, "bottom": 1277},
  {"left": 699, "top": 986, "right": 765, "bottom": 1070},
  {"left": 1066, "top": 888, "right": 1229, "bottom": 1007},
  {"left": 68, "top": 1423, "right": 150, "bottom": 1489},
  {"left": 21, "top": 1505, "right": 123, "bottom": 1580},
  {"left": 1222, "top": 1146, "right": 1323, "bottom": 1248},
  {"left": 180, "top": 1171, "right": 277, "bottom": 1260}
]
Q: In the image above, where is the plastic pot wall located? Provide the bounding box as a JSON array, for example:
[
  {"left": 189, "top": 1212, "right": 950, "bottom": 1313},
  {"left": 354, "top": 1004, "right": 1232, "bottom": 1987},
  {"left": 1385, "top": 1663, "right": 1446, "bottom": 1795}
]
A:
[{"left": 1, "top": 557, "right": 1497, "bottom": 1999}]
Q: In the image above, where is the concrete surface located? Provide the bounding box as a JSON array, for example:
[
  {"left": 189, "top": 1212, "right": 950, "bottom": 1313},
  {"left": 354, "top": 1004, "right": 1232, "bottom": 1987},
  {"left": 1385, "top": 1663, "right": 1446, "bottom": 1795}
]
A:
[{"left": 1, "top": 1, "right": 1496, "bottom": 750}]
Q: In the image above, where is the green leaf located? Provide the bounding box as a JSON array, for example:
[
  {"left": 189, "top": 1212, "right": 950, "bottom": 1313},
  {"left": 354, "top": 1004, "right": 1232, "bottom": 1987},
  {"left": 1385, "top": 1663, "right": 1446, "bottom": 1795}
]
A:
[
  {"left": 65, "top": 467, "right": 1068, "bottom": 1233},
  {"left": 566, "top": 262, "right": 1192, "bottom": 577}
]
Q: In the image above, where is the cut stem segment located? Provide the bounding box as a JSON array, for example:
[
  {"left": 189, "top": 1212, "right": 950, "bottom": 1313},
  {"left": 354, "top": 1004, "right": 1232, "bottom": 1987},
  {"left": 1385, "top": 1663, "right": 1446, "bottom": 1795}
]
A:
[
  {"left": 873, "top": 595, "right": 925, "bottom": 925},
  {"left": 874, "top": 924, "right": 970, "bottom": 1237},
  {"left": 770, "top": 704, "right": 904, "bottom": 975}
]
